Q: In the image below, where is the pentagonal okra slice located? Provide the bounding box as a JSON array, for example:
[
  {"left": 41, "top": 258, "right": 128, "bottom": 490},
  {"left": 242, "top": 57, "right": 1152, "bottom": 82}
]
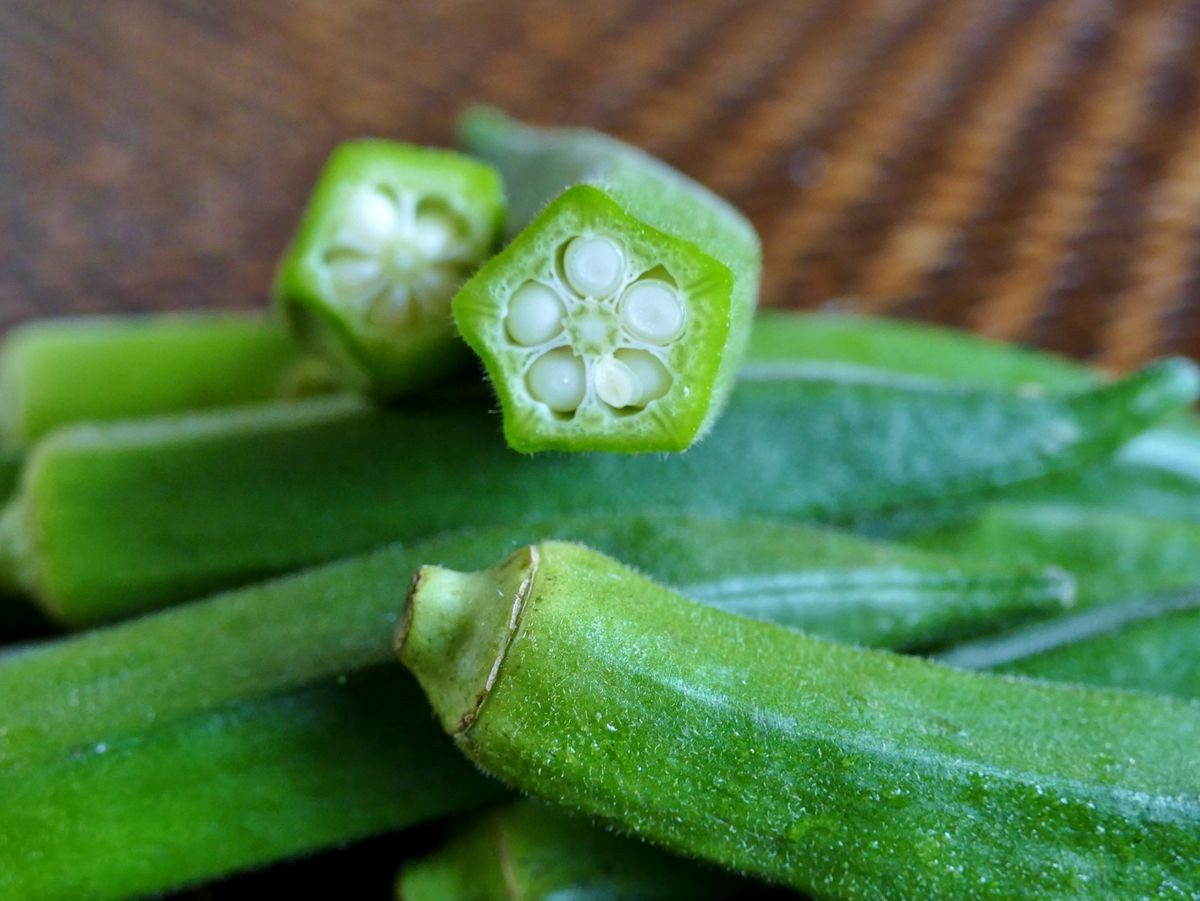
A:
[
  {"left": 274, "top": 140, "right": 504, "bottom": 397},
  {"left": 453, "top": 185, "right": 734, "bottom": 453}
]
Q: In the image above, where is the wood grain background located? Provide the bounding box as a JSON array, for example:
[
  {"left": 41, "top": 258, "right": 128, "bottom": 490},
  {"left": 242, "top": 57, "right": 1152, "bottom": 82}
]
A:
[{"left": 4, "top": 0, "right": 1200, "bottom": 370}]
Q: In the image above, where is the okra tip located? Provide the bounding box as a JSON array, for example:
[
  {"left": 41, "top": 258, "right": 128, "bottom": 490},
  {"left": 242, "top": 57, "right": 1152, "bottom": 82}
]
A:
[{"left": 397, "top": 546, "right": 539, "bottom": 736}]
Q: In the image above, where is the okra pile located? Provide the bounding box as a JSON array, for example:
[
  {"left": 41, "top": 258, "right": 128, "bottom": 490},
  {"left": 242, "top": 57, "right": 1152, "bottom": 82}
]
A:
[{"left": 2, "top": 111, "right": 1198, "bottom": 901}]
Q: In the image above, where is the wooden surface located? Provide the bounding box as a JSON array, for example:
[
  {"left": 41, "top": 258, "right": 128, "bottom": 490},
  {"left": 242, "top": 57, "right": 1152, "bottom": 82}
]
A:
[{"left": 4, "top": 0, "right": 1200, "bottom": 369}]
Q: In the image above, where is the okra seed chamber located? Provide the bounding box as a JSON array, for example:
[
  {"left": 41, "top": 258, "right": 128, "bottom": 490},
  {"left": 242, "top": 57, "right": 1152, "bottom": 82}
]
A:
[
  {"left": 323, "top": 187, "right": 475, "bottom": 336},
  {"left": 501, "top": 232, "right": 683, "bottom": 417}
]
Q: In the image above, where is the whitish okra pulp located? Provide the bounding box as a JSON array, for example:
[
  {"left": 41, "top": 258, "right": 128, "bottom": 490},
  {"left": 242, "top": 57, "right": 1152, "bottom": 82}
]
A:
[
  {"left": 274, "top": 140, "right": 504, "bottom": 396},
  {"left": 454, "top": 109, "right": 760, "bottom": 452},
  {"left": 398, "top": 542, "right": 1200, "bottom": 897}
]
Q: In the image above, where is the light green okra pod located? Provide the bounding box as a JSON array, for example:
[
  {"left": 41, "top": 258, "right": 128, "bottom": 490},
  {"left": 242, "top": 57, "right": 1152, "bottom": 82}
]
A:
[
  {"left": 453, "top": 107, "right": 761, "bottom": 453},
  {"left": 0, "top": 312, "right": 325, "bottom": 450},
  {"left": 399, "top": 542, "right": 1200, "bottom": 898},
  {"left": 274, "top": 140, "right": 506, "bottom": 398},
  {"left": 1, "top": 362, "right": 1189, "bottom": 625},
  {"left": 0, "top": 512, "right": 1064, "bottom": 899}
]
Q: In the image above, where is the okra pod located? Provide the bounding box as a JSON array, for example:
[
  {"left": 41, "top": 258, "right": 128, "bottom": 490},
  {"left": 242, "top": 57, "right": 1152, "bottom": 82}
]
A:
[
  {"left": 752, "top": 310, "right": 1200, "bottom": 521},
  {"left": 0, "top": 312, "right": 324, "bottom": 450},
  {"left": 0, "top": 512, "right": 1063, "bottom": 899},
  {"left": 938, "top": 588, "right": 1200, "bottom": 699},
  {"left": 399, "top": 542, "right": 1200, "bottom": 897},
  {"left": 453, "top": 108, "right": 761, "bottom": 453},
  {"left": 398, "top": 801, "right": 746, "bottom": 901},
  {"left": 911, "top": 503, "right": 1200, "bottom": 611},
  {"left": 5, "top": 362, "right": 1188, "bottom": 625},
  {"left": 274, "top": 141, "right": 505, "bottom": 397}
]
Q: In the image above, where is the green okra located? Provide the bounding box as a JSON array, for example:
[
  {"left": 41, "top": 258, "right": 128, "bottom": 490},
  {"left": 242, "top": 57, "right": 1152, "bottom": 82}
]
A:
[
  {"left": 0, "top": 312, "right": 325, "bottom": 450},
  {"left": 398, "top": 801, "right": 747, "bottom": 901},
  {"left": 752, "top": 310, "right": 1200, "bottom": 521},
  {"left": 399, "top": 542, "right": 1200, "bottom": 898},
  {"left": 911, "top": 503, "right": 1200, "bottom": 611},
  {"left": 937, "top": 588, "right": 1200, "bottom": 699},
  {"left": 0, "top": 511, "right": 1066, "bottom": 899},
  {"left": 5, "top": 362, "right": 1189, "bottom": 625},
  {"left": 274, "top": 140, "right": 505, "bottom": 398},
  {"left": 453, "top": 107, "right": 761, "bottom": 453}
]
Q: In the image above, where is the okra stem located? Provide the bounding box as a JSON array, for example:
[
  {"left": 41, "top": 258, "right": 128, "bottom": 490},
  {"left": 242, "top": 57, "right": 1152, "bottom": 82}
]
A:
[
  {"left": 5, "top": 362, "right": 1191, "bottom": 625},
  {"left": 399, "top": 542, "right": 1200, "bottom": 897}
]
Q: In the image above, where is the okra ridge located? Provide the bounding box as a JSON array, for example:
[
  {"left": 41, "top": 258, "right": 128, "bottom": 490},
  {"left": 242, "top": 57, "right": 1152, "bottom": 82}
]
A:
[{"left": 397, "top": 544, "right": 540, "bottom": 736}]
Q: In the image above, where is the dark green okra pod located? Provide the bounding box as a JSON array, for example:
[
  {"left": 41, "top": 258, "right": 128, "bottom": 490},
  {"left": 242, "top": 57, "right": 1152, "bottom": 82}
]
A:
[
  {"left": 0, "top": 512, "right": 1064, "bottom": 899},
  {"left": 453, "top": 107, "right": 761, "bottom": 452},
  {"left": 751, "top": 310, "right": 1200, "bottom": 522},
  {"left": 0, "top": 312, "right": 322, "bottom": 450},
  {"left": 399, "top": 542, "right": 1200, "bottom": 898},
  {"left": 274, "top": 140, "right": 505, "bottom": 397},
  {"left": 2, "top": 362, "right": 1188, "bottom": 624}
]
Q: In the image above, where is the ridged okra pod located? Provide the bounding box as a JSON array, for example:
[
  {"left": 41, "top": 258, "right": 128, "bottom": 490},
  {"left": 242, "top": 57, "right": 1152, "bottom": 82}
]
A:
[
  {"left": 752, "top": 310, "right": 1200, "bottom": 520},
  {"left": 453, "top": 107, "right": 761, "bottom": 452},
  {"left": 399, "top": 542, "right": 1200, "bottom": 898},
  {"left": 2, "top": 362, "right": 1189, "bottom": 624},
  {"left": 0, "top": 312, "right": 319, "bottom": 450},
  {"left": 274, "top": 140, "right": 505, "bottom": 397},
  {"left": 939, "top": 588, "right": 1200, "bottom": 699},
  {"left": 0, "top": 512, "right": 1064, "bottom": 899}
]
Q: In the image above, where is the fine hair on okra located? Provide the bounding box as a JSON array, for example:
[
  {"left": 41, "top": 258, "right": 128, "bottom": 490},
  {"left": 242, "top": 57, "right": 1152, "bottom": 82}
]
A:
[
  {"left": 452, "top": 107, "right": 762, "bottom": 453},
  {"left": 398, "top": 541, "right": 1200, "bottom": 898},
  {"left": 273, "top": 140, "right": 505, "bottom": 398},
  {"left": 0, "top": 511, "right": 1070, "bottom": 899},
  {"left": 2, "top": 361, "right": 1191, "bottom": 625}
]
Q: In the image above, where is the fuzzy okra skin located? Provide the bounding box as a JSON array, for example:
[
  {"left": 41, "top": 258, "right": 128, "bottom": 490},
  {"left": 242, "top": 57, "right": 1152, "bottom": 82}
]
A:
[
  {"left": 0, "top": 511, "right": 1066, "bottom": 899},
  {"left": 0, "top": 312, "right": 321, "bottom": 450},
  {"left": 4, "top": 362, "right": 1191, "bottom": 624},
  {"left": 274, "top": 140, "right": 505, "bottom": 398},
  {"left": 399, "top": 542, "right": 1200, "bottom": 898},
  {"left": 398, "top": 801, "right": 746, "bottom": 901},
  {"left": 454, "top": 107, "right": 761, "bottom": 453}
]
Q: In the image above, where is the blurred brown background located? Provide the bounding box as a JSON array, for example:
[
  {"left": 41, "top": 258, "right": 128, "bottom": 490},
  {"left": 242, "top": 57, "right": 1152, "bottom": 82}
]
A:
[{"left": 4, "top": 0, "right": 1200, "bottom": 369}]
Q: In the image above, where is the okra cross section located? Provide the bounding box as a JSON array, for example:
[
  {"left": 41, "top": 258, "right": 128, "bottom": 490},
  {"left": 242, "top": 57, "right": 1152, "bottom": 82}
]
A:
[
  {"left": 398, "top": 542, "right": 1200, "bottom": 897},
  {"left": 454, "top": 186, "right": 732, "bottom": 448},
  {"left": 455, "top": 108, "right": 760, "bottom": 453},
  {"left": 274, "top": 140, "right": 504, "bottom": 397}
]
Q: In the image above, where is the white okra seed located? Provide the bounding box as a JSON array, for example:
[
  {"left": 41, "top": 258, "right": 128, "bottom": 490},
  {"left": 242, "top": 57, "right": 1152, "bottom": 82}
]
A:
[
  {"left": 619, "top": 279, "right": 684, "bottom": 344},
  {"left": 562, "top": 235, "right": 625, "bottom": 297},
  {"left": 615, "top": 348, "right": 672, "bottom": 404},
  {"left": 593, "top": 355, "right": 641, "bottom": 408},
  {"left": 506, "top": 282, "right": 567, "bottom": 346},
  {"left": 329, "top": 257, "right": 385, "bottom": 301},
  {"left": 342, "top": 189, "right": 398, "bottom": 249},
  {"left": 413, "top": 208, "right": 460, "bottom": 258},
  {"left": 527, "top": 348, "right": 586, "bottom": 412}
]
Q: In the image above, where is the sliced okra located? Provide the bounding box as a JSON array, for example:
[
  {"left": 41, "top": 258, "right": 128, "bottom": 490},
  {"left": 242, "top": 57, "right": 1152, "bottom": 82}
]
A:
[
  {"left": 454, "top": 186, "right": 734, "bottom": 450},
  {"left": 398, "top": 541, "right": 1200, "bottom": 898},
  {"left": 274, "top": 140, "right": 504, "bottom": 397},
  {"left": 454, "top": 108, "right": 760, "bottom": 453}
]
